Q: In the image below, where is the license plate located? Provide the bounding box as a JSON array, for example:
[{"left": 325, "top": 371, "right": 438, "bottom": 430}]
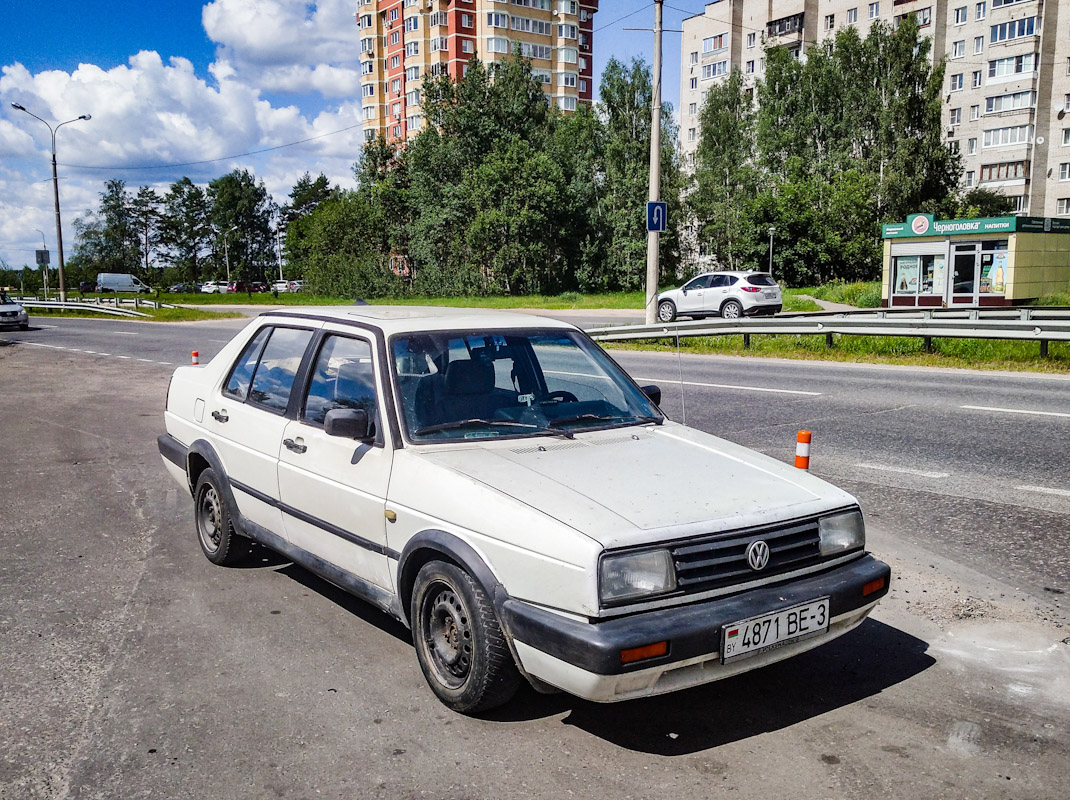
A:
[
  {"left": 720, "top": 598, "right": 830, "bottom": 664},
  {"left": 763, "top": 291, "right": 777, "bottom": 299}
]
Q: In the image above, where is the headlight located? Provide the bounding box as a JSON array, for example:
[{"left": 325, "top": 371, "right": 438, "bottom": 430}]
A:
[
  {"left": 818, "top": 509, "right": 865, "bottom": 556},
  {"left": 600, "top": 549, "right": 676, "bottom": 604}
]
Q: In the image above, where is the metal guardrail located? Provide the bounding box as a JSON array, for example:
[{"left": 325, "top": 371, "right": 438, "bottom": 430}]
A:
[
  {"left": 19, "top": 300, "right": 151, "bottom": 318},
  {"left": 13, "top": 295, "right": 175, "bottom": 311},
  {"left": 589, "top": 308, "right": 1070, "bottom": 357}
]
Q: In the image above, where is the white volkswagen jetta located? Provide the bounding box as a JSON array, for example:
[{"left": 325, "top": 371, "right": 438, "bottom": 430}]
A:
[{"left": 159, "top": 307, "right": 889, "bottom": 713}]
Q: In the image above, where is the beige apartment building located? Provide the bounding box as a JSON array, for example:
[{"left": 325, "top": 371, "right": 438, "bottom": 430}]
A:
[
  {"left": 358, "top": 0, "right": 599, "bottom": 145},
  {"left": 680, "top": 0, "right": 1070, "bottom": 219}
]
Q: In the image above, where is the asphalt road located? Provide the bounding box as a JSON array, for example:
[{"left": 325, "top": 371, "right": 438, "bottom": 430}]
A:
[{"left": 1, "top": 315, "right": 1068, "bottom": 799}]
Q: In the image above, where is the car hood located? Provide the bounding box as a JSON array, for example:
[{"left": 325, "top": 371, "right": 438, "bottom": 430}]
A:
[
  {"left": 416, "top": 422, "right": 856, "bottom": 550},
  {"left": 1, "top": 302, "right": 25, "bottom": 312}
]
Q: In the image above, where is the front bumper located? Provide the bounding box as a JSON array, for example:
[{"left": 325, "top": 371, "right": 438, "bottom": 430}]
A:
[{"left": 503, "top": 553, "right": 889, "bottom": 702}]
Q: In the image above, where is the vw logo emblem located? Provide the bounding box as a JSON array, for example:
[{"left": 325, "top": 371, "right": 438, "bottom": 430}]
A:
[{"left": 746, "top": 540, "right": 770, "bottom": 571}]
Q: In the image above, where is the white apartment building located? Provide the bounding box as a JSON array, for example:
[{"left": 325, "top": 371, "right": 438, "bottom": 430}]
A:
[{"left": 680, "top": 0, "right": 1070, "bottom": 218}]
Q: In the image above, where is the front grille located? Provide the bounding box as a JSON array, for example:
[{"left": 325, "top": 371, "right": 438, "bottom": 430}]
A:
[
  {"left": 670, "top": 518, "right": 822, "bottom": 595},
  {"left": 0, "top": 311, "right": 17, "bottom": 318}
]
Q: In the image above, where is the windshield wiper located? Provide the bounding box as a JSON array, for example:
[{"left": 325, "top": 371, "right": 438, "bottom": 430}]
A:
[
  {"left": 414, "top": 419, "right": 574, "bottom": 439},
  {"left": 548, "top": 413, "right": 663, "bottom": 429}
]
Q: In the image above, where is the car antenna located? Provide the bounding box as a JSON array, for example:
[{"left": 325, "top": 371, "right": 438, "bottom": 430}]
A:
[{"left": 674, "top": 328, "right": 686, "bottom": 425}]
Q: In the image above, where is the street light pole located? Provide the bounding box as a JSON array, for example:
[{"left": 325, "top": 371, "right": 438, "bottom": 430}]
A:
[
  {"left": 223, "top": 225, "right": 237, "bottom": 284},
  {"left": 10, "top": 103, "right": 91, "bottom": 303},
  {"left": 644, "top": 0, "right": 664, "bottom": 325},
  {"left": 34, "top": 228, "right": 48, "bottom": 297}
]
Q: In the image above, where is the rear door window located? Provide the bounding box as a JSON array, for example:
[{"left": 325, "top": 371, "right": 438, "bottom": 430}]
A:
[
  {"left": 247, "top": 327, "right": 315, "bottom": 413},
  {"left": 224, "top": 327, "right": 271, "bottom": 400}
]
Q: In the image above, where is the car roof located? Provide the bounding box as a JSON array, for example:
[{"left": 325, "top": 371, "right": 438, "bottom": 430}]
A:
[{"left": 260, "top": 305, "right": 578, "bottom": 337}]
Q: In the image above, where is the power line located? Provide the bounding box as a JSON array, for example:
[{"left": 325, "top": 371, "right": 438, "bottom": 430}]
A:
[
  {"left": 594, "top": 2, "right": 655, "bottom": 34},
  {"left": 58, "top": 122, "right": 364, "bottom": 172}
]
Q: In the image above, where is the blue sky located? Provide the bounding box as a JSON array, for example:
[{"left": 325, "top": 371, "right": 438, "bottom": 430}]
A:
[{"left": 0, "top": 0, "right": 699, "bottom": 269}]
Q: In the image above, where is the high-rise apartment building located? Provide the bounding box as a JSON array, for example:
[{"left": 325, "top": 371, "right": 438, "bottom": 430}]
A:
[
  {"left": 680, "top": 0, "right": 1069, "bottom": 219},
  {"left": 358, "top": 0, "right": 599, "bottom": 144}
]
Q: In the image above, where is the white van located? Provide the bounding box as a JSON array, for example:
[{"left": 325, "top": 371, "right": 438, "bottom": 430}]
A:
[{"left": 96, "top": 273, "right": 151, "bottom": 293}]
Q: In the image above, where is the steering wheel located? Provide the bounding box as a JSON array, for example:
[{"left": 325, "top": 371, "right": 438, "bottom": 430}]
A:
[{"left": 543, "top": 390, "right": 578, "bottom": 404}]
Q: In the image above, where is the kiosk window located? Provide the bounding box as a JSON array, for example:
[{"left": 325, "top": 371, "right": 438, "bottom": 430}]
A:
[
  {"left": 894, "top": 255, "right": 946, "bottom": 296},
  {"left": 979, "top": 240, "right": 1008, "bottom": 294}
]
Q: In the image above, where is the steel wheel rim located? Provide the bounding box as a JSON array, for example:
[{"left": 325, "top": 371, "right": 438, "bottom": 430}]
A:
[
  {"left": 723, "top": 303, "right": 741, "bottom": 319},
  {"left": 197, "top": 486, "right": 223, "bottom": 553},
  {"left": 658, "top": 303, "right": 673, "bottom": 321},
  {"left": 421, "top": 583, "right": 472, "bottom": 689}
]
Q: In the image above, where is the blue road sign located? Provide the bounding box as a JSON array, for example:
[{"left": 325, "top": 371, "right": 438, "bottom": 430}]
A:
[{"left": 647, "top": 201, "right": 668, "bottom": 233}]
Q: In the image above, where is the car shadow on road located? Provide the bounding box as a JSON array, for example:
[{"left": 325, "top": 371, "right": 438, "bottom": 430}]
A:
[
  {"left": 274, "top": 561, "right": 414, "bottom": 645},
  {"left": 488, "top": 618, "right": 934, "bottom": 755}
]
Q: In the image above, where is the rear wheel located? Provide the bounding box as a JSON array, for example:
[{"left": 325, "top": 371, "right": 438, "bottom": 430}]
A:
[
  {"left": 657, "top": 300, "right": 677, "bottom": 322},
  {"left": 194, "top": 468, "right": 248, "bottom": 566},
  {"left": 721, "top": 299, "right": 743, "bottom": 319},
  {"left": 411, "top": 560, "right": 521, "bottom": 714}
]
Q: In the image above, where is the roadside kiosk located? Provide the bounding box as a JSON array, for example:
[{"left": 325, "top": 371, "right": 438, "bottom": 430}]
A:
[{"left": 881, "top": 214, "right": 1070, "bottom": 307}]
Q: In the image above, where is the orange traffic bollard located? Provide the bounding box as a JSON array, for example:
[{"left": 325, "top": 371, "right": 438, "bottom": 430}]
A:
[
  {"left": 794, "top": 430, "right": 812, "bottom": 470},
  {"left": 191, "top": 350, "right": 200, "bottom": 365}
]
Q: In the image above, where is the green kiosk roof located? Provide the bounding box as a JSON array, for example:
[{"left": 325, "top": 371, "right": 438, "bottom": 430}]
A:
[{"left": 883, "top": 214, "right": 1070, "bottom": 239}]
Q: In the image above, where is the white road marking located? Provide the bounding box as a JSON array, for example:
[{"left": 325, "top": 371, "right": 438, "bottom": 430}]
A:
[
  {"left": 961, "top": 405, "right": 1070, "bottom": 419},
  {"left": 157, "top": 361, "right": 173, "bottom": 366},
  {"left": 136, "top": 358, "right": 154, "bottom": 363},
  {"left": 109, "top": 331, "right": 139, "bottom": 335},
  {"left": 116, "top": 355, "right": 131, "bottom": 359},
  {"left": 34, "top": 324, "right": 58, "bottom": 329},
  {"left": 855, "top": 463, "right": 950, "bottom": 479},
  {"left": 637, "top": 377, "right": 822, "bottom": 396},
  {"left": 1017, "top": 484, "right": 1070, "bottom": 499}
]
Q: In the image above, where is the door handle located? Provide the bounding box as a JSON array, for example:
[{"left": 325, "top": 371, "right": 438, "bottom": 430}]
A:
[
  {"left": 212, "top": 410, "right": 229, "bottom": 423},
  {"left": 283, "top": 438, "right": 307, "bottom": 454}
]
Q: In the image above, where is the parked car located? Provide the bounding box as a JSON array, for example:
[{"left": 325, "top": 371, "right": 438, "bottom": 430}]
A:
[
  {"left": 168, "top": 282, "right": 200, "bottom": 293},
  {"left": 288, "top": 280, "right": 305, "bottom": 292},
  {"left": 225, "top": 282, "right": 249, "bottom": 294},
  {"left": 0, "top": 290, "right": 29, "bottom": 330},
  {"left": 158, "top": 308, "right": 889, "bottom": 713},
  {"left": 200, "top": 281, "right": 226, "bottom": 294},
  {"left": 657, "top": 271, "right": 783, "bottom": 322},
  {"left": 272, "top": 280, "right": 290, "bottom": 293},
  {"left": 95, "top": 272, "right": 152, "bottom": 294},
  {"left": 249, "top": 281, "right": 269, "bottom": 293}
]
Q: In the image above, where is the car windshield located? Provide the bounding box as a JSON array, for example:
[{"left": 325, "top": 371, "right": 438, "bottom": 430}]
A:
[
  {"left": 0, "top": 291, "right": 13, "bottom": 305},
  {"left": 391, "top": 329, "right": 663, "bottom": 442}
]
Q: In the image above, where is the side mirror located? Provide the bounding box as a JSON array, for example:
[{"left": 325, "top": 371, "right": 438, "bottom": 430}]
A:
[
  {"left": 640, "top": 385, "right": 662, "bottom": 406},
  {"left": 324, "top": 408, "right": 372, "bottom": 441}
]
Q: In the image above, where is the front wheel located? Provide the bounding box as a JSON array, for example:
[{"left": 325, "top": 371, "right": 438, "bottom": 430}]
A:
[
  {"left": 657, "top": 300, "right": 677, "bottom": 322},
  {"left": 411, "top": 561, "right": 521, "bottom": 714},
  {"left": 194, "top": 468, "right": 248, "bottom": 566},
  {"left": 721, "top": 299, "right": 744, "bottom": 320}
]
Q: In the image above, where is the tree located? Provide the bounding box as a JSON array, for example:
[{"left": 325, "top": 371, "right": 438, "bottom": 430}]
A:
[
  {"left": 207, "top": 169, "right": 276, "bottom": 283},
  {"left": 281, "top": 173, "right": 338, "bottom": 280},
  {"left": 158, "top": 178, "right": 212, "bottom": 282},
  {"left": 70, "top": 180, "right": 141, "bottom": 275},
  {"left": 130, "top": 186, "right": 162, "bottom": 278},
  {"left": 302, "top": 191, "right": 400, "bottom": 298}
]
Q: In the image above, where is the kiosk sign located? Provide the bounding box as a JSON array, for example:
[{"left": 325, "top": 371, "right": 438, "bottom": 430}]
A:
[{"left": 884, "top": 215, "right": 1070, "bottom": 239}]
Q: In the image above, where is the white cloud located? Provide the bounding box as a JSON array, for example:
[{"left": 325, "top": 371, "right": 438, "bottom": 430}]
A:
[{"left": 0, "top": 1, "right": 366, "bottom": 269}]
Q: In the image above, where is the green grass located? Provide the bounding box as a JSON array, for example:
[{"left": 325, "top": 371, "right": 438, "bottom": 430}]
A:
[
  {"left": 28, "top": 305, "right": 242, "bottom": 322},
  {"left": 607, "top": 333, "right": 1070, "bottom": 373},
  {"left": 1033, "top": 291, "right": 1070, "bottom": 307},
  {"left": 794, "top": 281, "right": 883, "bottom": 308}
]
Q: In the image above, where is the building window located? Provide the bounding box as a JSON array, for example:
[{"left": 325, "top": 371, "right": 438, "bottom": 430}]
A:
[
  {"left": 406, "top": 89, "right": 420, "bottom": 106},
  {"left": 990, "top": 17, "right": 1035, "bottom": 44},
  {"left": 988, "top": 53, "right": 1034, "bottom": 79},
  {"left": 689, "top": 102, "right": 697, "bottom": 116},
  {"left": 405, "top": 66, "right": 420, "bottom": 81},
  {"left": 462, "top": 39, "right": 474, "bottom": 54},
  {"left": 405, "top": 16, "right": 419, "bottom": 32},
  {"left": 948, "top": 140, "right": 960, "bottom": 154},
  {"left": 950, "top": 108, "right": 962, "bottom": 125},
  {"left": 391, "top": 78, "right": 401, "bottom": 94},
  {"left": 952, "top": 41, "right": 965, "bottom": 58},
  {"left": 979, "top": 161, "right": 1029, "bottom": 182},
  {"left": 954, "top": 6, "right": 967, "bottom": 24},
  {"left": 746, "top": 60, "right": 755, "bottom": 74},
  {"left": 362, "top": 106, "right": 376, "bottom": 121},
  {"left": 558, "top": 23, "right": 578, "bottom": 38},
  {"left": 1066, "top": 94, "right": 1070, "bottom": 112},
  {"left": 559, "top": 47, "right": 578, "bottom": 64},
  {"left": 985, "top": 90, "right": 1034, "bottom": 113},
  {"left": 362, "top": 84, "right": 375, "bottom": 98},
  {"left": 976, "top": 2, "right": 986, "bottom": 19},
  {"left": 702, "top": 61, "right": 728, "bottom": 80},
  {"left": 462, "top": 14, "right": 473, "bottom": 28},
  {"left": 361, "top": 60, "right": 374, "bottom": 75},
  {"left": 974, "top": 36, "right": 984, "bottom": 55},
  {"left": 558, "top": 96, "right": 577, "bottom": 111},
  {"left": 407, "top": 115, "right": 422, "bottom": 132},
  {"left": 972, "top": 70, "right": 983, "bottom": 88},
  {"left": 965, "top": 171, "right": 975, "bottom": 187},
  {"left": 950, "top": 73, "right": 964, "bottom": 91},
  {"left": 487, "top": 13, "right": 509, "bottom": 28},
  {"left": 968, "top": 137, "right": 977, "bottom": 154},
  {"left": 405, "top": 41, "right": 419, "bottom": 56},
  {"left": 579, "top": 80, "right": 587, "bottom": 93},
  {"left": 1060, "top": 163, "right": 1070, "bottom": 180},
  {"left": 690, "top": 51, "right": 698, "bottom": 65},
  {"left": 389, "top": 7, "right": 399, "bottom": 21},
  {"left": 703, "top": 34, "right": 726, "bottom": 53},
  {"left": 390, "top": 55, "right": 400, "bottom": 68},
  {"left": 982, "top": 124, "right": 1033, "bottom": 148},
  {"left": 690, "top": 77, "right": 698, "bottom": 89},
  {"left": 769, "top": 14, "right": 804, "bottom": 36},
  {"left": 747, "top": 32, "right": 756, "bottom": 48},
  {"left": 559, "top": 72, "right": 578, "bottom": 88},
  {"left": 1058, "top": 199, "right": 1070, "bottom": 215},
  {"left": 688, "top": 128, "right": 697, "bottom": 141},
  {"left": 389, "top": 30, "right": 399, "bottom": 45},
  {"left": 847, "top": 8, "right": 858, "bottom": 24},
  {"left": 1064, "top": 129, "right": 1070, "bottom": 145},
  {"left": 970, "top": 105, "right": 980, "bottom": 120},
  {"left": 992, "top": 0, "right": 1029, "bottom": 7},
  {"left": 868, "top": 3, "right": 879, "bottom": 20},
  {"left": 825, "top": 14, "right": 835, "bottom": 31},
  {"left": 486, "top": 37, "right": 510, "bottom": 54}
]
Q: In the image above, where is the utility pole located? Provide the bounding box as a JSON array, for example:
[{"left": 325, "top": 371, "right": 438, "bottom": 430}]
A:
[{"left": 644, "top": 0, "right": 664, "bottom": 325}]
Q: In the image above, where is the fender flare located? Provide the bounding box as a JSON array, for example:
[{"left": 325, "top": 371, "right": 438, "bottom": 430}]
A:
[
  {"left": 185, "top": 440, "right": 248, "bottom": 538},
  {"left": 396, "top": 530, "right": 506, "bottom": 626}
]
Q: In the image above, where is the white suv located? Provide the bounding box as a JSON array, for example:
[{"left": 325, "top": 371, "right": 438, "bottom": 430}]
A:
[
  {"left": 200, "top": 281, "right": 226, "bottom": 294},
  {"left": 159, "top": 307, "right": 889, "bottom": 713},
  {"left": 657, "top": 271, "right": 782, "bottom": 322}
]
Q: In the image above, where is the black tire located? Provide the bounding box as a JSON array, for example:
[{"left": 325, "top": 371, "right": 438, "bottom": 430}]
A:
[
  {"left": 411, "top": 560, "right": 521, "bottom": 714},
  {"left": 193, "top": 468, "right": 248, "bottom": 566},
  {"left": 657, "top": 299, "right": 677, "bottom": 322},
  {"left": 18, "top": 323, "right": 29, "bottom": 331},
  {"left": 721, "top": 299, "right": 744, "bottom": 320}
]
